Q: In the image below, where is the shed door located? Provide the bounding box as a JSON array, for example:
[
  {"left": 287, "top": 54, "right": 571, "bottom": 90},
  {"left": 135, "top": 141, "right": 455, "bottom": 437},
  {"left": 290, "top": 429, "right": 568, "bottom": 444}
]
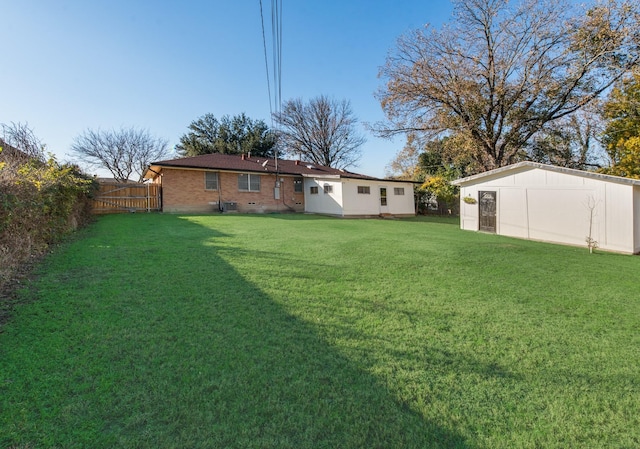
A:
[{"left": 479, "top": 191, "right": 497, "bottom": 233}]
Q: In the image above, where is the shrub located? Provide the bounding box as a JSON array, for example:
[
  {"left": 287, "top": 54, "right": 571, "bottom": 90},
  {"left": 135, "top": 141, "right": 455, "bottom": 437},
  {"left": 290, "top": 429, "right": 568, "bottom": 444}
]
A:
[
  {"left": 0, "top": 153, "right": 97, "bottom": 291},
  {"left": 420, "top": 174, "right": 460, "bottom": 215}
]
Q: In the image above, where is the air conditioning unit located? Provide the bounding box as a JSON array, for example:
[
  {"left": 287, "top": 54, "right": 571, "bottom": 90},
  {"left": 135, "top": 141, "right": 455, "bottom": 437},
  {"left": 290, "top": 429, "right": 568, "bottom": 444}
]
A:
[{"left": 223, "top": 202, "right": 237, "bottom": 212}]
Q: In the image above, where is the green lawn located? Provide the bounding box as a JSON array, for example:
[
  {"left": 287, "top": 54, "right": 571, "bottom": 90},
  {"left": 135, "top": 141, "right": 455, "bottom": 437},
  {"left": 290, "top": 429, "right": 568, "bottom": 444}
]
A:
[{"left": 1, "top": 214, "right": 639, "bottom": 448}]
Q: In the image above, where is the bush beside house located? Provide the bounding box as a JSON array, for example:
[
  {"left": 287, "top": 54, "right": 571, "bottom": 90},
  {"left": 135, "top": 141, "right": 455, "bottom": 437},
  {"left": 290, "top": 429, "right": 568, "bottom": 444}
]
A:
[{"left": 0, "top": 145, "right": 97, "bottom": 293}]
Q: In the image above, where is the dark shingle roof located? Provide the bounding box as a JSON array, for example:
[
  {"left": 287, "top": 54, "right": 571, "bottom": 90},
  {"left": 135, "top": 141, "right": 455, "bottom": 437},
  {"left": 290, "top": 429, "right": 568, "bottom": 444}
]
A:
[{"left": 147, "top": 153, "right": 382, "bottom": 181}]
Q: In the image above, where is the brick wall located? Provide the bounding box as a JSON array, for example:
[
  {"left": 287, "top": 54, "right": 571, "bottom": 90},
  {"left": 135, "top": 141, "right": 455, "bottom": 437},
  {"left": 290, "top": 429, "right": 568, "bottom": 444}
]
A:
[{"left": 158, "top": 168, "right": 305, "bottom": 213}]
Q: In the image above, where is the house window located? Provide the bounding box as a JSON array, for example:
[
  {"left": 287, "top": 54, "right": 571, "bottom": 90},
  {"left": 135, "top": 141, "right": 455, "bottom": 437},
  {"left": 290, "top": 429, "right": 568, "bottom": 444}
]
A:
[
  {"left": 324, "top": 184, "right": 333, "bottom": 194},
  {"left": 205, "top": 172, "right": 218, "bottom": 190},
  {"left": 357, "top": 186, "right": 370, "bottom": 194},
  {"left": 394, "top": 187, "right": 405, "bottom": 195},
  {"left": 310, "top": 186, "right": 319, "bottom": 194},
  {"left": 294, "top": 178, "right": 303, "bottom": 193},
  {"left": 380, "top": 187, "right": 388, "bottom": 206},
  {"left": 238, "top": 173, "right": 260, "bottom": 192}
]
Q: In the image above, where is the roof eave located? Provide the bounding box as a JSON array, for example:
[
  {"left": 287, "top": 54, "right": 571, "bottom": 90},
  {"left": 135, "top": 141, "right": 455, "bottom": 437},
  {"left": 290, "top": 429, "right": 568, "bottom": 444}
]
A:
[{"left": 451, "top": 161, "right": 640, "bottom": 187}]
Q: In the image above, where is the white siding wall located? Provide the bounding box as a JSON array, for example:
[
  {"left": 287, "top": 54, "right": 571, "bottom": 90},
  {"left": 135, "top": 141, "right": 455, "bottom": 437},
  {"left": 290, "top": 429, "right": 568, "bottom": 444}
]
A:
[
  {"left": 460, "top": 187, "right": 480, "bottom": 231},
  {"left": 304, "top": 178, "right": 415, "bottom": 216},
  {"left": 387, "top": 183, "right": 416, "bottom": 215},
  {"left": 497, "top": 188, "right": 528, "bottom": 238},
  {"left": 458, "top": 167, "right": 637, "bottom": 253},
  {"left": 341, "top": 180, "right": 380, "bottom": 215},
  {"left": 341, "top": 180, "right": 415, "bottom": 216},
  {"left": 525, "top": 187, "right": 599, "bottom": 247},
  {"left": 603, "top": 182, "right": 634, "bottom": 253},
  {"left": 303, "top": 178, "right": 344, "bottom": 215}
]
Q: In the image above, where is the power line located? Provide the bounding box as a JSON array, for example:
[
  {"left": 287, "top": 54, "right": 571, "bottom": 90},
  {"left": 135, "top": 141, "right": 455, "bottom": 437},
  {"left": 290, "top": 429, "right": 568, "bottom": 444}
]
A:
[
  {"left": 271, "top": 0, "right": 282, "bottom": 118},
  {"left": 260, "top": 0, "right": 282, "bottom": 169},
  {"left": 259, "top": 0, "right": 273, "bottom": 120},
  {"left": 259, "top": 0, "right": 282, "bottom": 123}
]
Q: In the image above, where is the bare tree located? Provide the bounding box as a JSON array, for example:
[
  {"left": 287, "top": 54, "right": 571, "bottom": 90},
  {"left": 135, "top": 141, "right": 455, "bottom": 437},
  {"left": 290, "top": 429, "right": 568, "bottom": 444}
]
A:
[
  {"left": 1, "top": 122, "right": 46, "bottom": 176},
  {"left": 71, "top": 127, "right": 171, "bottom": 182},
  {"left": 528, "top": 106, "right": 606, "bottom": 170},
  {"left": 273, "top": 95, "right": 366, "bottom": 169},
  {"left": 584, "top": 195, "right": 600, "bottom": 253},
  {"left": 377, "top": 0, "right": 639, "bottom": 173},
  {"left": 385, "top": 133, "right": 425, "bottom": 180}
]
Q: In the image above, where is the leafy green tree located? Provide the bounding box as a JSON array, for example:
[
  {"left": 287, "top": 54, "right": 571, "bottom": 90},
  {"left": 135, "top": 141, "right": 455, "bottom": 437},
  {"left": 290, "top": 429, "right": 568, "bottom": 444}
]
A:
[
  {"left": 421, "top": 174, "right": 459, "bottom": 213},
  {"left": 418, "top": 138, "right": 472, "bottom": 213},
  {"left": 599, "top": 73, "right": 640, "bottom": 178},
  {"left": 176, "top": 113, "right": 276, "bottom": 158},
  {"left": 387, "top": 136, "right": 474, "bottom": 181},
  {"left": 418, "top": 152, "right": 461, "bottom": 214},
  {"left": 416, "top": 138, "right": 474, "bottom": 179},
  {"left": 377, "top": 0, "right": 639, "bottom": 173},
  {"left": 386, "top": 136, "right": 475, "bottom": 212}
]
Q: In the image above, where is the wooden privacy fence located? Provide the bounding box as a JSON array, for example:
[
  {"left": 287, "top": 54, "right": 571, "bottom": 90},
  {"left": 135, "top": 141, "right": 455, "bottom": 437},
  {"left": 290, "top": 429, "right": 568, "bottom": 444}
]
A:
[{"left": 92, "top": 182, "right": 161, "bottom": 214}]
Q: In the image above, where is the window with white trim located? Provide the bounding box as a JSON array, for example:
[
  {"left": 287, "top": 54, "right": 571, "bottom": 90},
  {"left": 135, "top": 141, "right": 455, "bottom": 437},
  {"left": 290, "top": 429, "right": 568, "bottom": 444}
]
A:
[
  {"left": 394, "top": 187, "right": 405, "bottom": 195},
  {"left": 357, "top": 186, "right": 370, "bottom": 194},
  {"left": 205, "top": 172, "right": 218, "bottom": 190},
  {"left": 294, "top": 178, "right": 303, "bottom": 193},
  {"left": 310, "top": 186, "right": 319, "bottom": 194},
  {"left": 238, "top": 173, "right": 260, "bottom": 191},
  {"left": 323, "top": 184, "right": 333, "bottom": 194}
]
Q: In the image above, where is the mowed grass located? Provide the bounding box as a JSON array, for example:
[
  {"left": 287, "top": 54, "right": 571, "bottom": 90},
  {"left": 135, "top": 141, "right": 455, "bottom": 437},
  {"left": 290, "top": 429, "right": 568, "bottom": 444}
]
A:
[{"left": 1, "top": 213, "right": 639, "bottom": 448}]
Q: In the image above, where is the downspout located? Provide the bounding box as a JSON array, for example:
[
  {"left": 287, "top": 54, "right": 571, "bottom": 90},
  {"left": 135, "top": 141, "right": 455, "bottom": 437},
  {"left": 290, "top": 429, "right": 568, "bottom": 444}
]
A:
[
  {"left": 275, "top": 152, "right": 280, "bottom": 212},
  {"left": 217, "top": 171, "right": 223, "bottom": 212}
]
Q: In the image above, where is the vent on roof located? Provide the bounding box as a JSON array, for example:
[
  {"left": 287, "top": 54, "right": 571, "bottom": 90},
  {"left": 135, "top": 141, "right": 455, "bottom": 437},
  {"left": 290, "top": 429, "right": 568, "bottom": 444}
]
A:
[{"left": 306, "top": 164, "right": 315, "bottom": 169}]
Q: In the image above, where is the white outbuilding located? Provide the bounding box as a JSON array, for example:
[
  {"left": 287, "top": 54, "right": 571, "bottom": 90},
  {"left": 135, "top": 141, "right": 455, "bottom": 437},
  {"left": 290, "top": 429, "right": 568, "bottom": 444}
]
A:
[
  {"left": 451, "top": 161, "right": 640, "bottom": 254},
  {"left": 303, "top": 175, "right": 416, "bottom": 217}
]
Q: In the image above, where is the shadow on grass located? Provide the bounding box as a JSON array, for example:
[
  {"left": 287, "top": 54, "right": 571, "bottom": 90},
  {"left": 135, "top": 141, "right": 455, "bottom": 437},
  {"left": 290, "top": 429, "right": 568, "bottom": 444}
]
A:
[{"left": 1, "top": 215, "right": 475, "bottom": 449}]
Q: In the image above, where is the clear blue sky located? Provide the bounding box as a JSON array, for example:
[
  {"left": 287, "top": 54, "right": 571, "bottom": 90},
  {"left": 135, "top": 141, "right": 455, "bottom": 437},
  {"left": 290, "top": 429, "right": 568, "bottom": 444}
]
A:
[{"left": 2, "top": 1, "right": 454, "bottom": 178}]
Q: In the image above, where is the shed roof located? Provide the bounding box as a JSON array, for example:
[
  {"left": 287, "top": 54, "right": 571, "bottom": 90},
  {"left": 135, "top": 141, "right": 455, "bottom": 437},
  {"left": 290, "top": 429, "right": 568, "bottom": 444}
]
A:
[
  {"left": 145, "top": 153, "right": 409, "bottom": 183},
  {"left": 451, "top": 161, "right": 640, "bottom": 187}
]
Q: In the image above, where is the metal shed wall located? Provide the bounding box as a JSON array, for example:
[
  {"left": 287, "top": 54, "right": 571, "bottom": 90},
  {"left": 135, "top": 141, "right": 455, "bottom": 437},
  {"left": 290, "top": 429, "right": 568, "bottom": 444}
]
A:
[{"left": 457, "top": 166, "right": 638, "bottom": 254}]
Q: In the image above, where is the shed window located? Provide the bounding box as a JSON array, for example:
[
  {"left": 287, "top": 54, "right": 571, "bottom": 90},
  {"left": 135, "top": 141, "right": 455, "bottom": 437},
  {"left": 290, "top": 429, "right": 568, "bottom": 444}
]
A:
[
  {"left": 324, "top": 184, "right": 333, "bottom": 194},
  {"left": 357, "top": 186, "right": 370, "bottom": 194},
  {"left": 310, "top": 186, "right": 319, "bottom": 194},
  {"left": 394, "top": 187, "right": 405, "bottom": 195},
  {"left": 205, "top": 172, "right": 218, "bottom": 190},
  {"left": 238, "top": 173, "right": 260, "bottom": 192}
]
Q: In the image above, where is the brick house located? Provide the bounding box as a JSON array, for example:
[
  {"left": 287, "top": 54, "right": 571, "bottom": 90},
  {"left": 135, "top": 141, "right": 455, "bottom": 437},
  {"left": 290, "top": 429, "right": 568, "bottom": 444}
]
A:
[{"left": 143, "top": 153, "right": 416, "bottom": 216}]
